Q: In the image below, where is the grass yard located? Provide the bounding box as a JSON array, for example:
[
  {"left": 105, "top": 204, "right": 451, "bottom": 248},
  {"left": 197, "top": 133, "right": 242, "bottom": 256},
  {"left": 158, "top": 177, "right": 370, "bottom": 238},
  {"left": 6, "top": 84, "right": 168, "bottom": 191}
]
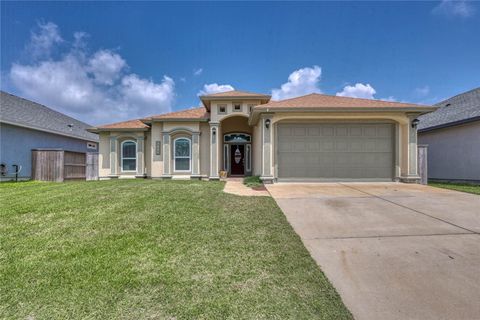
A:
[
  {"left": 0, "top": 180, "right": 351, "bottom": 320},
  {"left": 429, "top": 182, "right": 480, "bottom": 195}
]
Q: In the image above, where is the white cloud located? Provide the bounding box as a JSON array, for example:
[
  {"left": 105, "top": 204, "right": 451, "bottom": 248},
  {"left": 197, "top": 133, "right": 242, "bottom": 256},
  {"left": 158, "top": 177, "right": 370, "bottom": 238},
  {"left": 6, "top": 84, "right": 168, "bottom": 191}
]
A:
[
  {"left": 193, "top": 68, "right": 203, "bottom": 76},
  {"left": 121, "top": 74, "right": 175, "bottom": 114},
  {"left": 432, "top": 0, "right": 475, "bottom": 18},
  {"left": 198, "top": 83, "right": 234, "bottom": 96},
  {"left": 9, "top": 22, "right": 175, "bottom": 124},
  {"left": 88, "top": 50, "right": 127, "bottom": 85},
  {"left": 381, "top": 96, "right": 397, "bottom": 102},
  {"left": 336, "top": 83, "right": 376, "bottom": 99},
  {"left": 29, "top": 21, "right": 63, "bottom": 58},
  {"left": 271, "top": 66, "right": 322, "bottom": 100},
  {"left": 415, "top": 85, "right": 430, "bottom": 97},
  {"left": 73, "top": 32, "right": 89, "bottom": 49},
  {"left": 11, "top": 55, "right": 98, "bottom": 114}
]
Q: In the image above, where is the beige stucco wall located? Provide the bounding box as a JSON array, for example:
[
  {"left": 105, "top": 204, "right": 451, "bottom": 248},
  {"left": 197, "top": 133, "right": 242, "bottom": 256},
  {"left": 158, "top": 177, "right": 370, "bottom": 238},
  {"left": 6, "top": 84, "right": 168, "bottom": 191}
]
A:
[
  {"left": 151, "top": 121, "right": 207, "bottom": 177},
  {"left": 98, "top": 131, "right": 146, "bottom": 178},
  {"left": 210, "top": 100, "right": 262, "bottom": 123},
  {"left": 221, "top": 115, "right": 251, "bottom": 133},
  {"left": 98, "top": 132, "right": 111, "bottom": 178},
  {"left": 163, "top": 121, "right": 200, "bottom": 132},
  {"left": 144, "top": 131, "right": 151, "bottom": 176}
]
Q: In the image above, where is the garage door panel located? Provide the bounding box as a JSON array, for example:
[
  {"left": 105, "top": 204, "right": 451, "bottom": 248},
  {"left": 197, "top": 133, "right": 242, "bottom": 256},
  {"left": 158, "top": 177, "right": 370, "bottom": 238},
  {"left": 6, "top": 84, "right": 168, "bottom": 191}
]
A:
[
  {"left": 377, "top": 125, "right": 393, "bottom": 137},
  {"left": 307, "top": 127, "right": 320, "bottom": 136},
  {"left": 277, "top": 123, "right": 394, "bottom": 180},
  {"left": 376, "top": 139, "right": 392, "bottom": 152},
  {"left": 322, "top": 126, "right": 334, "bottom": 136},
  {"left": 335, "top": 140, "right": 348, "bottom": 151},
  {"left": 278, "top": 126, "right": 292, "bottom": 137}
]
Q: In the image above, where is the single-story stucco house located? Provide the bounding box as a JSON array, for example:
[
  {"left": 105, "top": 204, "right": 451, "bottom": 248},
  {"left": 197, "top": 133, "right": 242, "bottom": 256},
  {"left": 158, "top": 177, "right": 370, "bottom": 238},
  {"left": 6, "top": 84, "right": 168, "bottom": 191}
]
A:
[
  {"left": 0, "top": 91, "right": 99, "bottom": 181},
  {"left": 89, "top": 90, "right": 435, "bottom": 183},
  {"left": 418, "top": 87, "right": 480, "bottom": 183}
]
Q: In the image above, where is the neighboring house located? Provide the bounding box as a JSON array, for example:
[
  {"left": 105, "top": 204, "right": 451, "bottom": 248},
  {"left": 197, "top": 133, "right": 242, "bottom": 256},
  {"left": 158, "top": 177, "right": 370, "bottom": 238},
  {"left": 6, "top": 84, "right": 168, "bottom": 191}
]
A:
[
  {"left": 418, "top": 87, "right": 480, "bottom": 183},
  {"left": 89, "top": 90, "right": 435, "bottom": 183},
  {"left": 0, "top": 91, "right": 99, "bottom": 181}
]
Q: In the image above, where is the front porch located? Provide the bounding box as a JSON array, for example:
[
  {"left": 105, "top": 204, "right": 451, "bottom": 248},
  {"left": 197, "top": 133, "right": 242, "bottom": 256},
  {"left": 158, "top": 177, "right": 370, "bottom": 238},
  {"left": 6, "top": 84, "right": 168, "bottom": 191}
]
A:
[{"left": 209, "top": 115, "right": 256, "bottom": 179}]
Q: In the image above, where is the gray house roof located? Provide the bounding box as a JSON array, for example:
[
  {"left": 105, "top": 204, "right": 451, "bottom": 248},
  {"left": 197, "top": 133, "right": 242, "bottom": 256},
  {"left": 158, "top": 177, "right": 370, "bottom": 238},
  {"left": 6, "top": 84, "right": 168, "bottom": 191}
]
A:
[
  {"left": 418, "top": 87, "right": 480, "bottom": 132},
  {"left": 0, "top": 91, "right": 98, "bottom": 142}
]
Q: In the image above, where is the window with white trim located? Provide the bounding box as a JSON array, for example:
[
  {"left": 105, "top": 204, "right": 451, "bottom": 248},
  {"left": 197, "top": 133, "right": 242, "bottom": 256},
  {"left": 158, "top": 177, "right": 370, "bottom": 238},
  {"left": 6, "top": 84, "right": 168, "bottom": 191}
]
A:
[
  {"left": 174, "top": 138, "right": 191, "bottom": 172},
  {"left": 218, "top": 104, "right": 227, "bottom": 114},
  {"left": 121, "top": 140, "right": 137, "bottom": 171},
  {"left": 233, "top": 104, "right": 242, "bottom": 112}
]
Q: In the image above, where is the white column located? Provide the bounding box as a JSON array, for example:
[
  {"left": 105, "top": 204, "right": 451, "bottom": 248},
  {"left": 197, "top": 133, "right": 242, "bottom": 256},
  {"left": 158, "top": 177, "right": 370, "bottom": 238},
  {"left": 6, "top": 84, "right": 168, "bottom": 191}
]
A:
[
  {"left": 209, "top": 123, "right": 219, "bottom": 179},
  {"left": 408, "top": 116, "right": 419, "bottom": 177},
  {"left": 136, "top": 136, "right": 145, "bottom": 177},
  {"left": 394, "top": 123, "right": 402, "bottom": 181},
  {"left": 260, "top": 114, "right": 274, "bottom": 183},
  {"left": 192, "top": 132, "right": 200, "bottom": 177},
  {"left": 161, "top": 132, "right": 171, "bottom": 178}
]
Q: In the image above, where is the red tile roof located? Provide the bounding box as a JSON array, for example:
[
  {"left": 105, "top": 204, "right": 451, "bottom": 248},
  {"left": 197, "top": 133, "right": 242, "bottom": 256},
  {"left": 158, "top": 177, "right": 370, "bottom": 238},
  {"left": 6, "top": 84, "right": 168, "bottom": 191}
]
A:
[
  {"left": 255, "top": 93, "right": 430, "bottom": 109},
  {"left": 91, "top": 93, "right": 435, "bottom": 131},
  {"left": 95, "top": 119, "right": 149, "bottom": 130},
  {"left": 148, "top": 107, "right": 209, "bottom": 120}
]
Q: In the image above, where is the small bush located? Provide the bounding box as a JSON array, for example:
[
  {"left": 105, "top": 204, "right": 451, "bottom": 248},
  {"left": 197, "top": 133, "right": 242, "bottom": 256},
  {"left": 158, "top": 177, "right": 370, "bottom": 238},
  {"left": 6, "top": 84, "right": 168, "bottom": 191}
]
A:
[{"left": 244, "top": 176, "right": 263, "bottom": 188}]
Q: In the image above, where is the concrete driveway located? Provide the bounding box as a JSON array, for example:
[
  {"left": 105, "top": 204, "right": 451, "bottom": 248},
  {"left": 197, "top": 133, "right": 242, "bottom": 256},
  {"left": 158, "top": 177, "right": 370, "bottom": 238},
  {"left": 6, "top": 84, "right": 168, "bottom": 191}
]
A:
[{"left": 267, "top": 182, "right": 480, "bottom": 320}]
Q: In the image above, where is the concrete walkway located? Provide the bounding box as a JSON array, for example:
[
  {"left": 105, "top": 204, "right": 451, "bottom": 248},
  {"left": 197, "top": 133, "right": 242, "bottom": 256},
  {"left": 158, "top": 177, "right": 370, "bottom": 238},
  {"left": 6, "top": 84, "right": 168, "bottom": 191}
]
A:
[
  {"left": 267, "top": 182, "right": 480, "bottom": 320},
  {"left": 223, "top": 178, "right": 270, "bottom": 197}
]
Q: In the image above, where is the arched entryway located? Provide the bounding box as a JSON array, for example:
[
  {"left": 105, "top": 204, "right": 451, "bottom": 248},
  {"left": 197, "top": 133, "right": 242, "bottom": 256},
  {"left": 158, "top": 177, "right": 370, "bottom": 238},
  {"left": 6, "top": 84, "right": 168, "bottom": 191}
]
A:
[{"left": 220, "top": 115, "right": 253, "bottom": 176}]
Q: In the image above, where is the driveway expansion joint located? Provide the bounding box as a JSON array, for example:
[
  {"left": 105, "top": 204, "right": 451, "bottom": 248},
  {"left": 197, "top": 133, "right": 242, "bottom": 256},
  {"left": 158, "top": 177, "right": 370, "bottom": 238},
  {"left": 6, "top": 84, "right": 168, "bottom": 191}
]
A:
[
  {"left": 339, "top": 183, "right": 479, "bottom": 235},
  {"left": 303, "top": 232, "right": 477, "bottom": 241}
]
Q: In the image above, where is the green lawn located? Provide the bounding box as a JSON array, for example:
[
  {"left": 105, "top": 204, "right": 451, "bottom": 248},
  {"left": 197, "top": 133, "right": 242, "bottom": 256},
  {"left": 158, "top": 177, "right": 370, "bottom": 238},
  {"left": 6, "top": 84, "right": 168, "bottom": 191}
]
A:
[
  {"left": 0, "top": 180, "right": 351, "bottom": 320},
  {"left": 429, "top": 182, "right": 480, "bottom": 195}
]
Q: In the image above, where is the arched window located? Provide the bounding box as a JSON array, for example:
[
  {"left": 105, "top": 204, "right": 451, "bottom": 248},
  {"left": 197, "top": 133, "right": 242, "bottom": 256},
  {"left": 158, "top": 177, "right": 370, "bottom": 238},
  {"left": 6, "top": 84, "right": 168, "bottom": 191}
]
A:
[
  {"left": 174, "top": 138, "right": 191, "bottom": 172},
  {"left": 121, "top": 140, "right": 137, "bottom": 172}
]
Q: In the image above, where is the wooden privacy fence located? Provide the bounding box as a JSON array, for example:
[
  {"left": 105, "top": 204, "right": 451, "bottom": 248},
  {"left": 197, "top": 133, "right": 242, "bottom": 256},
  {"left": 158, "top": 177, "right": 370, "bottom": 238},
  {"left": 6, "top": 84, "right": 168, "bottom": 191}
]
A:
[
  {"left": 32, "top": 149, "right": 98, "bottom": 182},
  {"left": 418, "top": 145, "right": 428, "bottom": 185}
]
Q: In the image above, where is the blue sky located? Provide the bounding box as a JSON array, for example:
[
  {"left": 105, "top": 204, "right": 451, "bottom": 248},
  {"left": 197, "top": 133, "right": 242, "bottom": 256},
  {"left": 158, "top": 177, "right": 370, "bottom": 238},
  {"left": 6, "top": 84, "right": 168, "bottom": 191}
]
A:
[{"left": 1, "top": 1, "right": 479, "bottom": 125}]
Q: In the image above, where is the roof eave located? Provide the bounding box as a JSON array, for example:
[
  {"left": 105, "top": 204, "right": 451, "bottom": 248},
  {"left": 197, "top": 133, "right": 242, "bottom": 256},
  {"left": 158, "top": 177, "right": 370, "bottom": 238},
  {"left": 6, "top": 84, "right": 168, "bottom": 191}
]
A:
[
  {"left": 88, "top": 127, "right": 149, "bottom": 133},
  {"left": 199, "top": 95, "right": 271, "bottom": 111},
  {"left": 418, "top": 116, "right": 480, "bottom": 133},
  {"left": 248, "top": 106, "right": 437, "bottom": 125},
  {"left": 150, "top": 118, "right": 209, "bottom": 122},
  {"left": 1, "top": 119, "right": 99, "bottom": 142}
]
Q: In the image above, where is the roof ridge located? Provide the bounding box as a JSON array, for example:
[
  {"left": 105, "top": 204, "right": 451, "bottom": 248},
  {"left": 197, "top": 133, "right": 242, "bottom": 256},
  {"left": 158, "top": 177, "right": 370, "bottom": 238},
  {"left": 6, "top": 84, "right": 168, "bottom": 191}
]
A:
[
  {"left": 147, "top": 106, "right": 206, "bottom": 118},
  {"left": 96, "top": 118, "right": 143, "bottom": 126},
  {"left": 435, "top": 87, "right": 480, "bottom": 106}
]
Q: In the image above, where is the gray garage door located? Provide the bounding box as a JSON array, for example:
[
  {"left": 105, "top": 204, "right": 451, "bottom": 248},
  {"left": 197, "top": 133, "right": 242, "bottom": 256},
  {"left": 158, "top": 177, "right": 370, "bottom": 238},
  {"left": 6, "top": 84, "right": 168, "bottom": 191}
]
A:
[{"left": 277, "top": 123, "right": 394, "bottom": 180}]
